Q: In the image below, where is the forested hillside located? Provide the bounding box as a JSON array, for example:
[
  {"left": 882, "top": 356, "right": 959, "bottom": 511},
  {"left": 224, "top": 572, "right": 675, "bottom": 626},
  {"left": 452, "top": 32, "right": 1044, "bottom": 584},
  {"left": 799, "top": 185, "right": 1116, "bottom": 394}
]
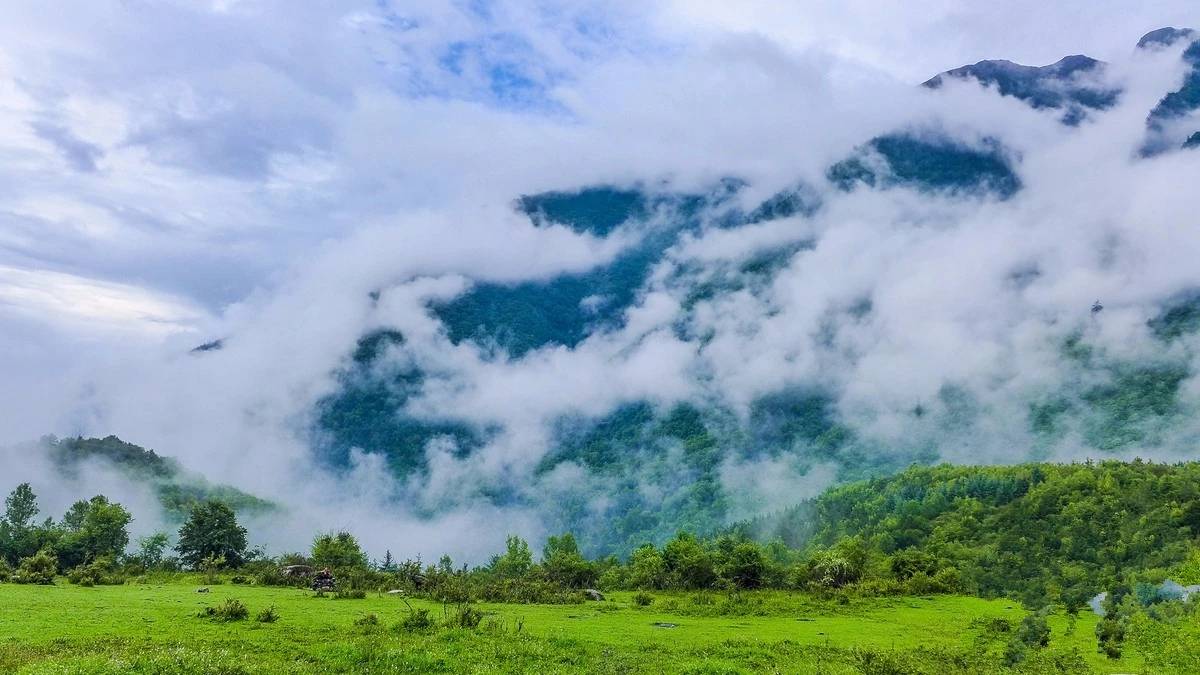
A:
[
  {"left": 42, "top": 436, "right": 272, "bottom": 519},
  {"left": 743, "top": 461, "right": 1200, "bottom": 606}
]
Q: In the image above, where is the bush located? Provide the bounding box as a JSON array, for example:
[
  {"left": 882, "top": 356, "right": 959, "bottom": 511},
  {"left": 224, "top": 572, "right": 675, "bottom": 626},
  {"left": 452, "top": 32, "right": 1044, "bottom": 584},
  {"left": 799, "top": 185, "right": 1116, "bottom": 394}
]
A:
[
  {"left": 334, "top": 589, "right": 367, "bottom": 600},
  {"left": 66, "top": 557, "right": 123, "bottom": 586},
  {"left": 256, "top": 605, "right": 279, "bottom": 623},
  {"left": 1016, "top": 610, "right": 1051, "bottom": 648},
  {"left": 354, "top": 613, "right": 379, "bottom": 627},
  {"left": 399, "top": 608, "right": 435, "bottom": 631},
  {"left": 1096, "top": 615, "right": 1125, "bottom": 659},
  {"left": 14, "top": 550, "right": 57, "bottom": 585},
  {"left": 449, "top": 604, "right": 483, "bottom": 629},
  {"left": 199, "top": 598, "right": 249, "bottom": 622},
  {"left": 231, "top": 575, "right": 250, "bottom": 585},
  {"left": 475, "top": 578, "right": 583, "bottom": 605},
  {"left": 254, "top": 565, "right": 308, "bottom": 588},
  {"left": 632, "top": 591, "right": 654, "bottom": 607},
  {"left": 0, "top": 558, "right": 12, "bottom": 582}
]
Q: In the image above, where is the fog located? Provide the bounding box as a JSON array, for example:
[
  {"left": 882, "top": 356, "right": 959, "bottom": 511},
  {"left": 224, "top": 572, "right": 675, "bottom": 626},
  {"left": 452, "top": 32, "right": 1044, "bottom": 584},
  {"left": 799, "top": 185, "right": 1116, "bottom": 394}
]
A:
[{"left": 1, "top": 2, "right": 1198, "bottom": 561}]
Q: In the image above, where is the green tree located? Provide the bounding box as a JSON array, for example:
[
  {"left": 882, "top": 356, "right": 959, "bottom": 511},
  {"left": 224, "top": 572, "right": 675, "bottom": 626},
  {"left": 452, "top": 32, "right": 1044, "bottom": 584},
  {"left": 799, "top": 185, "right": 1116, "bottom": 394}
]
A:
[
  {"left": 136, "top": 532, "right": 170, "bottom": 570},
  {"left": 663, "top": 532, "right": 715, "bottom": 589},
  {"left": 627, "top": 544, "right": 666, "bottom": 590},
  {"left": 541, "top": 533, "right": 595, "bottom": 588},
  {"left": 311, "top": 531, "right": 368, "bottom": 570},
  {"left": 490, "top": 535, "right": 533, "bottom": 578},
  {"left": 175, "top": 501, "right": 248, "bottom": 569},
  {"left": 4, "top": 483, "right": 38, "bottom": 530},
  {"left": 720, "top": 541, "right": 767, "bottom": 590},
  {"left": 60, "top": 500, "right": 89, "bottom": 532},
  {"left": 58, "top": 496, "right": 132, "bottom": 568},
  {"left": 1, "top": 483, "right": 42, "bottom": 563}
]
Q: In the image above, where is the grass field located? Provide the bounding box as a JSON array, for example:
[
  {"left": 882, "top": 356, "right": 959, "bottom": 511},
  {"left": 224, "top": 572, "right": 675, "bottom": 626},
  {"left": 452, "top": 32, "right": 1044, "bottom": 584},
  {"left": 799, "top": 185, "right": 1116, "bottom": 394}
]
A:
[{"left": 0, "top": 581, "right": 1146, "bottom": 673}]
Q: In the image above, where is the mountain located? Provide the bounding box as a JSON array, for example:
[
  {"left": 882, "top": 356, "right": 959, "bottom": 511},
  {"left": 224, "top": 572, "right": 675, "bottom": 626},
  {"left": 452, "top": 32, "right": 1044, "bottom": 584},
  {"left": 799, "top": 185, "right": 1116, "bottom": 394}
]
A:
[
  {"left": 185, "top": 28, "right": 1200, "bottom": 556},
  {"left": 42, "top": 435, "right": 273, "bottom": 520},
  {"left": 826, "top": 132, "right": 1021, "bottom": 198},
  {"left": 1137, "top": 27, "right": 1196, "bottom": 50},
  {"left": 923, "top": 55, "right": 1119, "bottom": 125},
  {"left": 1142, "top": 35, "right": 1200, "bottom": 155}
]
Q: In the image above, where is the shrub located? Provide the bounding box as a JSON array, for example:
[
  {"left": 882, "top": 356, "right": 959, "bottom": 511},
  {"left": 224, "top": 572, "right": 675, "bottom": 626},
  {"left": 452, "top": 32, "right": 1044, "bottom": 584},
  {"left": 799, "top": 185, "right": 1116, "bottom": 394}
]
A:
[
  {"left": 632, "top": 591, "right": 654, "bottom": 607},
  {"left": 66, "top": 557, "right": 122, "bottom": 586},
  {"left": 475, "top": 578, "right": 583, "bottom": 604},
  {"left": 1016, "top": 610, "right": 1051, "bottom": 648},
  {"left": 970, "top": 617, "right": 1013, "bottom": 635},
  {"left": 398, "top": 608, "right": 435, "bottom": 631},
  {"left": 806, "top": 550, "right": 861, "bottom": 589},
  {"left": 256, "top": 605, "right": 279, "bottom": 623},
  {"left": 199, "top": 598, "right": 249, "bottom": 622},
  {"left": 231, "top": 575, "right": 250, "bottom": 585},
  {"left": 890, "top": 549, "right": 939, "bottom": 581},
  {"left": 354, "top": 613, "right": 379, "bottom": 627},
  {"left": 0, "top": 558, "right": 12, "bottom": 582},
  {"left": 1096, "top": 615, "right": 1125, "bottom": 659},
  {"left": 15, "top": 550, "right": 57, "bottom": 585},
  {"left": 334, "top": 589, "right": 367, "bottom": 600},
  {"left": 449, "top": 604, "right": 483, "bottom": 629}
]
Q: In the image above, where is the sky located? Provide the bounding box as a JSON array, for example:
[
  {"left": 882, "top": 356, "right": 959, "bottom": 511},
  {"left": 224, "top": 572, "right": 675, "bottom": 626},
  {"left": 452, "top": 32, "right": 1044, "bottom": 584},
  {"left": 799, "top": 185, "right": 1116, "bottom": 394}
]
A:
[{"left": 1, "top": 1, "right": 1199, "bottom": 559}]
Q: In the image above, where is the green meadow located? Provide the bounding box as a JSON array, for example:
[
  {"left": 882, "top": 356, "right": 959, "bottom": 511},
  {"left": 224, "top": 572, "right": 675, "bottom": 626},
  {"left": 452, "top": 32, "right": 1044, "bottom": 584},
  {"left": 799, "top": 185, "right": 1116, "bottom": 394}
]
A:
[{"left": 0, "top": 581, "right": 1142, "bottom": 674}]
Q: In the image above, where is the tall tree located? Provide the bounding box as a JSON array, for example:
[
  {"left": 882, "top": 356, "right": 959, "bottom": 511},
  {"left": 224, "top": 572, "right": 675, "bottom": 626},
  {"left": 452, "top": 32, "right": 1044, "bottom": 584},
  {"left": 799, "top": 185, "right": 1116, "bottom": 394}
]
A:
[
  {"left": 4, "top": 483, "right": 38, "bottom": 530},
  {"left": 175, "top": 501, "right": 248, "bottom": 569},
  {"left": 311, "top": 531, "right": 368, "bottom": 570},
  {"left": 1, "top": 484, "right": 43, "bottom": 563},
  {"left": 136, "top": 533, "right": 170, "bottom": 570},
  {"left": 490, "top": 535, "right": 533, "bottom": 578},
  {"left": 58, "top": 496, "right": 133, "bottom": 568}
]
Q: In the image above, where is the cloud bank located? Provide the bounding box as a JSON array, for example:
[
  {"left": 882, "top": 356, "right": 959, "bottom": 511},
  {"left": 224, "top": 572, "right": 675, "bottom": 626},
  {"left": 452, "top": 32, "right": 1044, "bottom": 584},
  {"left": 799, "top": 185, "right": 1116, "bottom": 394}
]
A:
[{"left": 2, "top": 1, "right": 1200, "bottom": 560}]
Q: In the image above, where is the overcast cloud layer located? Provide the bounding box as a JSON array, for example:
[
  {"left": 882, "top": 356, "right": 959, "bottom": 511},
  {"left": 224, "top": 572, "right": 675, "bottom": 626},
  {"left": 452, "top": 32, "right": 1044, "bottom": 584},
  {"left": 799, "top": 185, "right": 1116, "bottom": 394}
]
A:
[{"left": 2, "top": 1, "right": 1199, "bottom": 560}]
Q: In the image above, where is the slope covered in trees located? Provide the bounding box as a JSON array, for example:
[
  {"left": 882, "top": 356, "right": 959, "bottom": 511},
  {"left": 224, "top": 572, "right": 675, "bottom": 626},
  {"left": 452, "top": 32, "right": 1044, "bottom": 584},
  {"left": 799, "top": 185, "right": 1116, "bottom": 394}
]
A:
[
  {"left": 41, "top": 436, "right": 273, "bottom": 520},
  {"left": 745, "top": 461, "right": 1200, "bottom": 606}
]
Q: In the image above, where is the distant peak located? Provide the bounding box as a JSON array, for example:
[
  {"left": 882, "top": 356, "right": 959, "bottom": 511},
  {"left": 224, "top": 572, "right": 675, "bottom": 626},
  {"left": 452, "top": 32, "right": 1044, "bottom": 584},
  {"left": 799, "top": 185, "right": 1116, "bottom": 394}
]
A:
[
  {"left": 924, "top": 55, "right": 1102, "bottom": 89},
  {"left": 1047, "top": 55, "right": 1103, "bottom": 72},
  {"left": 1137, "top": 27, "right": 1197, "bottom": 50}
]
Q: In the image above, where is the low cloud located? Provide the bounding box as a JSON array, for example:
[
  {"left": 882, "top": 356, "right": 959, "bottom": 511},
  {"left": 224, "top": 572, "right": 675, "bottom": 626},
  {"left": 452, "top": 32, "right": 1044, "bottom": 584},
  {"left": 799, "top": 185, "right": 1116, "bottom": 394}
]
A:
[{"left": 2, "top": 2, "right": 1199, "bottom": 560}]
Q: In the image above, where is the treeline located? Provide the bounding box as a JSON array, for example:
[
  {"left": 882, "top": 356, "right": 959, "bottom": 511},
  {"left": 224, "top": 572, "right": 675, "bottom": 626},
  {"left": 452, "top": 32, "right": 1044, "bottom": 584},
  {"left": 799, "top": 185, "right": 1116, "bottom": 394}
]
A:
[
  {"left": 742, "top": 459, "right": 1200, "bottom": 608},
  {"left": 0, "top": 484, "right": 251, "bottom": 585},
  {"left": 4, "top": 460, "right": 1200, "bottom": 608}
]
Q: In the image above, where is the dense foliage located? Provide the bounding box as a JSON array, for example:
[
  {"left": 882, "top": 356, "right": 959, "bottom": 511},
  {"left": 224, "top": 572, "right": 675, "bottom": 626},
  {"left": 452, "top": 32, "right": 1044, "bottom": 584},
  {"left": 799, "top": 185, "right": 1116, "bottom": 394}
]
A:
[{"left": 749, "top": 460, "right": 1200, "bottom": 607}]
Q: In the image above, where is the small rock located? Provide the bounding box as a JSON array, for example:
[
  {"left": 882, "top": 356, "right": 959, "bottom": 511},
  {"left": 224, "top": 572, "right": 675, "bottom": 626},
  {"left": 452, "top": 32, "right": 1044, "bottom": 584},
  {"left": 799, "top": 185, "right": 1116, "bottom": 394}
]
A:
[
  {"left": 196, "top": 587, "right": 210, "bottom": 593},
  {"left": 651, "top": 622, "right": 678, "bottom": 628},
  {"left": 583, "top": 588, "right": 605, "bottom": 601},
  {"left": 387, "top": 589, "right": 405, "bottom": 595}
]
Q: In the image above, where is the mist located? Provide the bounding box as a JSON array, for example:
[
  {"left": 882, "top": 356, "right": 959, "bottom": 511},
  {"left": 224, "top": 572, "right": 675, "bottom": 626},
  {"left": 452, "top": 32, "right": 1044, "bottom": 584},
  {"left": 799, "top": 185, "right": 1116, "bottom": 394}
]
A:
[{"left": 2, "top": 2, "right": 1200, "bottom": 562}]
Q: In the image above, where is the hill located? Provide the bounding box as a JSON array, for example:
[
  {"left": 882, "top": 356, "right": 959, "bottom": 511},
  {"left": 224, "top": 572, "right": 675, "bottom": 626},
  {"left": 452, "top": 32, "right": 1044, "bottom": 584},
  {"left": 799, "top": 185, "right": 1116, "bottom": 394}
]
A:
[
  {"left": 42, "top": 435, "right": 273, "bottom": 520},
  {"left": 742, "top": 460, "right": 1200, "bottom": 605}
]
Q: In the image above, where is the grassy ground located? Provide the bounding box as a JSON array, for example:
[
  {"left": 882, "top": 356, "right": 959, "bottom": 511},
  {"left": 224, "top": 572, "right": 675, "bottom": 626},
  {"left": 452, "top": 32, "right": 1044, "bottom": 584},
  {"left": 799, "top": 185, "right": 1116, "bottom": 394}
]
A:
[{"left": 0, "top": 581, "right": 1147, "bottom": 673}]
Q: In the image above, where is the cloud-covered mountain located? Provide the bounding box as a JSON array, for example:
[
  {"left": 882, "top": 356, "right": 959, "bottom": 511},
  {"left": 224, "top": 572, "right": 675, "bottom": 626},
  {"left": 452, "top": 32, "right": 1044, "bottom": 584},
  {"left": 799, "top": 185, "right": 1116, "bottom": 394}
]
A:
[
  {"left": 5, "top": 9, "right": 1200, "bottom": 561},
  {"left": 267, "top": 27, "right": 1200, "bottom": 554}
]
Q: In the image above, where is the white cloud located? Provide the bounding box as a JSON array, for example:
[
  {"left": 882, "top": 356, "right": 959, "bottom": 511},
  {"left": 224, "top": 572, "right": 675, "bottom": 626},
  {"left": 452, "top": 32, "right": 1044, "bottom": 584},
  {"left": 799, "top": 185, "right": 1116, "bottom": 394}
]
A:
[{"left": 1, "top": 1, "right": 1199, "bottom": 559}]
